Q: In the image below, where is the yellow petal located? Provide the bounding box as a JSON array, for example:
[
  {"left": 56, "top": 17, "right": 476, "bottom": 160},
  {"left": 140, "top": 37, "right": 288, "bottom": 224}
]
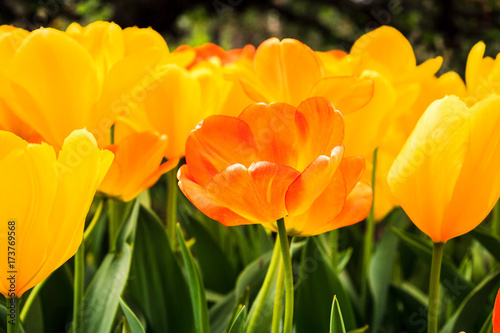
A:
[
  {"left": 442, "top": 95, "right": 500, "bottom": 240},
  {"left": 7, "top": 28, "right": 100, "bottom": 148},
  {"left": 388, "top": 96, "right": 470, "bottom": 242}
]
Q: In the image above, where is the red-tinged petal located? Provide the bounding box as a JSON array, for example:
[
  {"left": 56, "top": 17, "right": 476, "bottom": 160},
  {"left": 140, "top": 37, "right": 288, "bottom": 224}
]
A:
[
  {"left": 238, "top": 102, "right": 298, "bottom": 166},
  {"left": 295, "top": 97, "right": 344, "bottom": 171},
  {"left": 205, "top": 162, "right": 300, "bottom": 223},
  {"left": 253, "top": 38, "right": 323, "bottom": 105},
  {"left": 314, "top": 181, "right": 373, "bottom": 234},
  {"left": 282, "top": 169, "right": 346, "bottom": 236},
  {"left": 339, "top": 155, "right": 365, "bottom": 193},
  {"left": 286, "top": 146, "right": 344, "bottom": 216},
  {"left": 185, "top": 115, "right": 259, "bottom": 187},
  {"left": 310, "top": 76, "right": 374, "bottom": 115},
  {"left": 177, "top": 164, "right": 253, "bottom": 226}
]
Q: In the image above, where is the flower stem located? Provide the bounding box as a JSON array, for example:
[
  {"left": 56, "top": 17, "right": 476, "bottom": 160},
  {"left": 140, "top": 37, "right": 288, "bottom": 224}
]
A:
[
  {"left": 428, "top": 242, "right": 445, "bottom": 333},
  {"left": 492, "top": 199, "right": 500, "bottom": 238},
  {"left": 20, "top": 278, "right": 47, "bottom": 322},
  {"left": 6, "top": 297, "right": 20, "bottom": 333},
  {"left": 166, "top": 169, "right": 178, "bottom": 249},
  {"left": 246, "top": 238, "right": 281, "bottom": 333},
  {"left": 330, "top": 230, "right": 339, "bottom": 273},
  {"left": 72, "top": 242, "right": 84, "bottom": 333},
  {"left": 277, "top": 218, "right": 294, "bottom": 333},
  {"left": 271, "top": 259, "right": 284, "bottom": 333},
  {"left": 361, "top": 147, "right": 378, "bottom": 315}
]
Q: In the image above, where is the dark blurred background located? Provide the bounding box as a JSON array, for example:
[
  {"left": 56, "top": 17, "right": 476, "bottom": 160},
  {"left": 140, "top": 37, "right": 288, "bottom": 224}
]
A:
[{"left": 1, "top": 0, "right": 500, "bottom": 75}]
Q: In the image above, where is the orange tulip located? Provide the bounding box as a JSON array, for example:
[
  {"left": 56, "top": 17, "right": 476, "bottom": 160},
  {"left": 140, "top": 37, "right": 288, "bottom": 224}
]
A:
[
  {"left": 178, "top": 97, "right": 372, "bottom": 236},
  {"left": 98, "top": 126, "right": 178, "bottom": 202}
]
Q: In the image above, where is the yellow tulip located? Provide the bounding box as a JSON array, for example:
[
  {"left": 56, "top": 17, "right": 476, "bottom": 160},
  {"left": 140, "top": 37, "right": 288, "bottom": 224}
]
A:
[
  {"left": 4, "top": 25, "right": 165, "bottom": 149},
  {"left": 388, "top": 95, "right": 500, "bottom": 242},
  {"left": 0, "top": 129, "right": 113, "bottom": 297}
]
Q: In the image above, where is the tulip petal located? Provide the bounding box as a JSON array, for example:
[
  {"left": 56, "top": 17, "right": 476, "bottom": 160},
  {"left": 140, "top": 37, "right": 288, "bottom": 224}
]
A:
[
  {"left": 98, "top": 132, "right": 169, "bottom": 202},
  {"left": 178, "top": 164, "right": 253, "bottom": 226},
  {"left": 0, "top": 140, "right": 57, "bottom": 297},
  {"left": 310, "top": 76, "right": 374, "bottom": 114},
  {"left": 238, "top": 102, "right": 298, "bottom": 166},
  {"left": 8, "top": 28, "right": 101, "bottom": 148},
  {"left": 339, "top": 155, "right": 366, "bottom": 193},
  {"left": 295, "top": 97, "right": 344, "bottom": 171},
  {"left": 253, "top": 38, "right": 323, "bottom": 105},
  {"left": 185, "top": 115, "right": 259, "bottom": 187},
  {"left": 465, "top": 42, "right": 485, "bottom": 95},
  {"left": 350, "top": 26, "right": 416, "bottom": 79},
  {"left": 315, "top": 181, "right": 373, "bottom": 234},
  {"left": 282, "top": 169, "right": 346, "bottom": 236},
  {"left": 19, "top": 130, "right": 113, "bottom": 295},
  {"left": 286, "top": 146, "right": 344, "bottom": 216},
  {"left": 205, "top": 162, "right": 300, "bottom": 223},
  {"left": 442, "top": 95, "right": 500, "bottom": 240},
  {"left": 388, "top": 96, "right": 470, "bottom": 242}
]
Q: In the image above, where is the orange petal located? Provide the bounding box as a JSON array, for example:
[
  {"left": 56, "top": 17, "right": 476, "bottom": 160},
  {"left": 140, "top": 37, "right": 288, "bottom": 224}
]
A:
[
  {"left": 339, "top": 155, "right": 366, "bottom": 193},
  {"left": 310, "top": 76, "right": 374, "bottom": 115},
  {"left": 315, "top": 181, "right": 373, "bottom": 234},
  {"left": 178, "top": 164, "right": 253, "bottom": 226},
  {"left": 286, "top": 146, "right": 344, "bottom": 216},
  {"left": 98, "top": 132, "right": 169, "bottom": 201},
  {"left": 205, "top": 162, "right": 300, "bottom": 223},
  {"left": 253, "top": 37, "right": 323, "bottom": 105},
  {"left": 494, "top": 287, "right": 500, "bottom": 333},
  {"left": 185, "top": 115, "right": 259, "bottom": 187},
  {"left": 238, "top": 102, "right": 298, "bottom": 166},
  {"left": 283, "top": 169, "right": 346, "bottom": 236},
  {"left": 295, "top": 97, "right": 344, "bottom": 171}
]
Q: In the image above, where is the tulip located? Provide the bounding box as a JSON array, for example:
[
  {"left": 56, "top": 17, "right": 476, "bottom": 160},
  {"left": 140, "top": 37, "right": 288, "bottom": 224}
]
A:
[
  {"left": 4, "top": 25, "right": 165, "bottom": 150},
  {"left": 388, "top": 95, "right": 500, "bottom": 333},
  {"left": 0, "top": 128, "right": 112, "bottom": 330},
  {"left": 98, "top": 128, "right": 178, "bottom": 202},
  {"left": 178, "top": 96, "right": 372, "bottom": 236},
  {"left": 174, "top": 42, "right": 255, "bottom": 68},
  {"left": 179, "top": 97, "right": 371, "bottom": 333}
]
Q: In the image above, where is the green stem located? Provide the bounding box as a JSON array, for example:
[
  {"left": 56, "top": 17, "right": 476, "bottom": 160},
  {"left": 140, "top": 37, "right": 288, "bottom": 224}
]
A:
[
  {"left": 166, "top": 169, "right": 179, "bottom": 249},
  {"left": 492, "top": 199, "right": 500, "bottom": 238},
  {"left": 83, "top": 198, "right": 104, "bottom": 242},
  {"left": 72, "top": 242, "right": 84, "bottom": 333},
  {"left": 277, "top": 218, "right": 294, "bottom": 333},
  {"left": 428, "top": 242, "right": 445, "bottom": 333},
  {"left": 246, "top": 238, "right": 281, "bottom": 333},
  {"left": 330, "top": 230, "right": 339, "bottom": 273},
  {"left": 361, "top": 148, "right": 378, "bottom": 315},
  {"left": 20, "top": 278, "right": 47, "bottom": 322},
  {"left": 6, "top": 297, "right": 20, "bottom": 333},
  {"left": 108, "top": 198, "right": 120, "bottom": 250},
  {"left": 271, "top": 259, "right": 284, "bottom": 333}
]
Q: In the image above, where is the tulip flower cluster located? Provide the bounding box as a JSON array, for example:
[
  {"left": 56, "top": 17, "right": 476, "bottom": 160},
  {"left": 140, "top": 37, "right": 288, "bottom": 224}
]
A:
[{"left": 0, "top": 19, "right": 498, "bottom": 333}]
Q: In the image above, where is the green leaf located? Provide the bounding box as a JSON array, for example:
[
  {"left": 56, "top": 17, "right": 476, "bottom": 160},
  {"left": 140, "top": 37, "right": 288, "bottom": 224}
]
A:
[
  {"left": 180, "top": 209, "right": 238, "bottom": 294},
  {"left": 177, "top": 224, "right": 210, "bottom": 333},
  {"left": 478, "top": 310, "right": 493, "bottom": 333},
  {"left": 369, "top": 209, "right": 406, "bottom": 332},
  {"left": 209, "top": 291, "right": 236, "bottom": 333},
  {"left": 471, "top": 227, "right": 500, "bottom": 262},
  {"left": 347, "top": 325, "right": 369, "bottom": 333},
  {"left": 113, "top": 200, "right": 139, "bottom": 253},
  {"left": 125, "top": 206, "right": 193, "bottom": 333},
  {"left": 330, "top": 296, "right": 346, "bottom": 333},
  {"left": 227, "top": 305, "right": 246, "bottom": 333},
  {"left": 441, "top": 269, "right": 500, "bottom": 333},
  {"left": 119, "top": 297, "right": 146, "bottom": 333},
  {"left": 392, "top": 227, "right": 473, "bottom": 305},
  {"left": 295, "top": 237, "right": 356, "bottom": 332},
  {"left": 81, "top": 244, "right": 133, "bottom": 333}
]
